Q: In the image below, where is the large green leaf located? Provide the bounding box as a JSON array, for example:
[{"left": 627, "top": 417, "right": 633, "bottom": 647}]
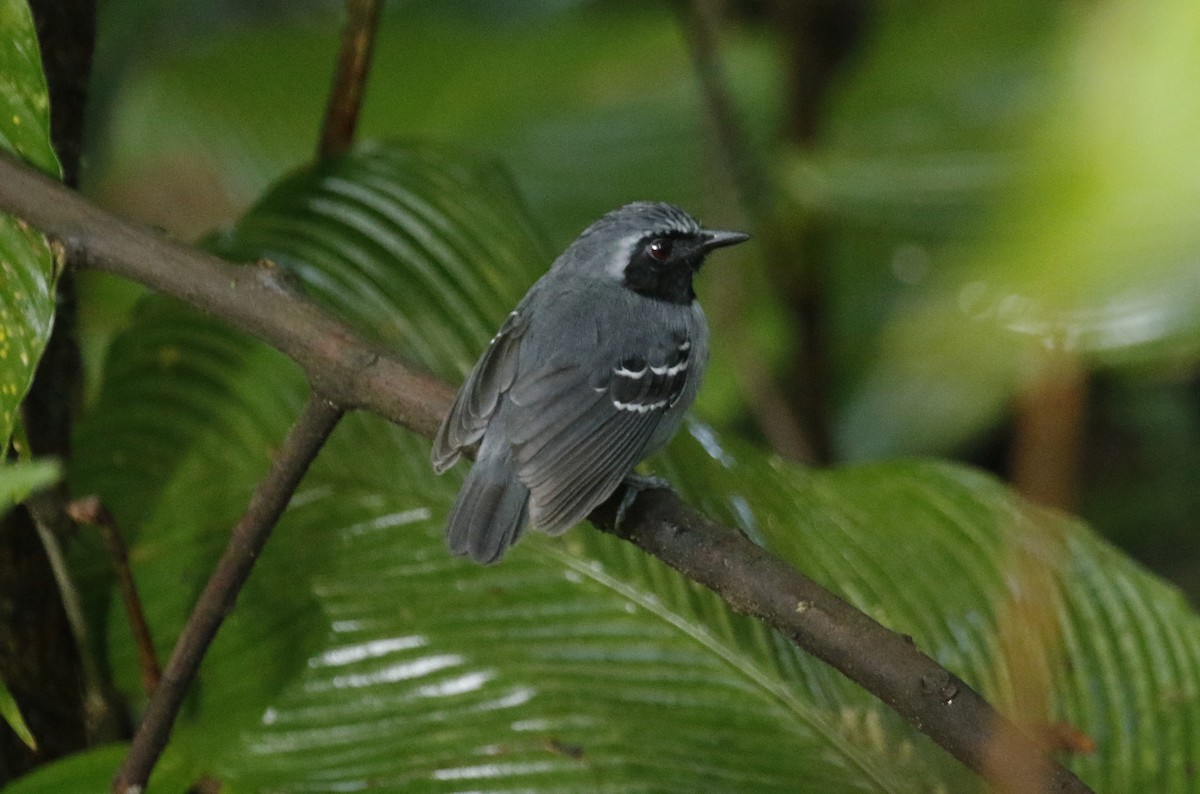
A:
[
  {"left": 84, "top": 0, "right": 784, "bottom": 430},
  {"left": 0, "top": 11, "right": 61, "bottom": 731},
  {"left": 34, "top": 143, "right": 1200, "bottom": 792},
  {"left": 0, "top": 0, "right": 57, "bottom": 173},
  {"left": 0, "top": 743, "right": 196, "bottom": 794},
  {"left": 0, "top": 0, "right": 61, "bottom": 447},
  {"left": 2, "top": 745, "right": 128, "bottom": 792}
]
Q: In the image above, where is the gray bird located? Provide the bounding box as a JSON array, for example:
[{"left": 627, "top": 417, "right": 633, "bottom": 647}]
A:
[{"left": 431, "top": 201, "right": 749, "bottom": 563}]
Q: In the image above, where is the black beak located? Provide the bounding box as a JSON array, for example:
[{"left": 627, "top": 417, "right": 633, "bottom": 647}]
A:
[{"left": 701, "top": 229, "right": 751, "bottom": 251}]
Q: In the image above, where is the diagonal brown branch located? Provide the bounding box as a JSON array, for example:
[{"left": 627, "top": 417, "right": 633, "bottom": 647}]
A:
[
  {"left": 67, "top": 496, "right": 161, "bottom": 698},
  {"left": 0, "top": 152, "right": 453, "bottom": 438},
  {"left": 669, "top": 0, "right": 767, "bottom": 215},
  {"left": 590, "top": 488, "right": 1086, "bottom": 792},
  {"left": 110, "top": 395, "right": 344, "bottom": 794},
  {"left": 670, "top": 0, "right": 822, "bottom": 464},
  {"left": 0, "top": 150, "right": 1091, "bottom": 793}
]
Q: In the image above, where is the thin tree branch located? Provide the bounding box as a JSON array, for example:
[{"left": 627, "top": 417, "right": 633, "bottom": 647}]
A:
[
  {"left": 0, "top": 151, "right": 452, "bottom": 438},
  {"left": 591, "top": 487, "right": 1087, "bottom": 793},
  {"left": 676, "top": 0, "right": 870, "bottom": 465},
  {"left": 67, "top": 496, "right": 161, "bottom": 697},
  {"left": 670, "top": 0, "right": 820, "bottom": 463},
  {"left": 1010, "top": 351, "right": 1087, "bottom": 511},
  {"left": 111, "top": 395, "right": 344, "bottom": 794},
  {"left": 670, "top": 0, "right": 766, "bottom": 215},
  {"left": 318, "top": 0, "right": 383, "bottom": 160},
  {"left": 0, "top": 151, "right": 1091, "bottom": 792},
  {"left": 20, "top": 492, "right": 116, "bottom": 740}
]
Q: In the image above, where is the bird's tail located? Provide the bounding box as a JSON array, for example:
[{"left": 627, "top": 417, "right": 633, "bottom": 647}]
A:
[{"left": 444, "top": 442, "right": 530, "bottom": 564}]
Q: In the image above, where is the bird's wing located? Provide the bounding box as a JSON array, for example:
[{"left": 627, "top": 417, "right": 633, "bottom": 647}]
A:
[
  {"left": 507, "top": 332, "right": 694, "bottom": 533},
  {"left": 431, "top": 310, "right": 527, "bottom": 473}
]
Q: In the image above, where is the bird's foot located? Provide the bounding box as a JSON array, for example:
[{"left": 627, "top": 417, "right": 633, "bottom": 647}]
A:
[{"left": 614, "top": 473, "right": 673, "bottom": 532}]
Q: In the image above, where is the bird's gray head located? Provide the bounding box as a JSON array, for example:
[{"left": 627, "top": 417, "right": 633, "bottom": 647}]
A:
[{"left": 562, "top": 201, "right": 749, "bottom": 305}]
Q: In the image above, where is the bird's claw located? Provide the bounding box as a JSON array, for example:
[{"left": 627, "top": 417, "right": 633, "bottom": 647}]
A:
[{"left": 614, "top": 473, "right": 673, "bottom": 532}]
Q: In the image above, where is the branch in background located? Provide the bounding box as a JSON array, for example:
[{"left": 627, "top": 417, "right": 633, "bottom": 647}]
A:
[
  {"left": 995, "top": 351, "right": 1089, "bottom": 792},
  {"left": 29, "top": 0, "right": 94, "bottom": 188},
  {"left": 776, "top": 0, "right": 868, "bottom": 144},
  {"left": 669, "top": 0, "right": 768, "bottom": 216},
  {"left": 772, "top": 0, "right": 868, "bottom": 465},
  {"left": 0, "top": 150, "right": 1091, "bottom": 793},
  {"left": 318, "top": 0, "right": 383, "bottom": 160},
  {"left": 67, "top": 497, "right": 161, "bottom": 697},
  {"left": 1010, "top": 351, "right": 1087, "bottom": 511},
  {"left": 21, "top": 493, "right": 118, "bottom": 740},
  {"left": 111, "top": 395, "right": 344, "bottom": 794},
  {"left": 680, "top": 0, "right": 870, "bottom": 465},
  {"left": 670, "top": 0, "right": 819, "bottom": 463}
]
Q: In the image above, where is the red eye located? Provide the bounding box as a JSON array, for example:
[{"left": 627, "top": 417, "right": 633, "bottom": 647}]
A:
[{"left": 648, "top": 238, "right": 672, "bottom": 261}]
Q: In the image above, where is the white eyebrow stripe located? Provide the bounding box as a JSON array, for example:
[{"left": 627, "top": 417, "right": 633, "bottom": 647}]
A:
[{"left": 606, "top": 231, "right": 648, "bottom": 279}]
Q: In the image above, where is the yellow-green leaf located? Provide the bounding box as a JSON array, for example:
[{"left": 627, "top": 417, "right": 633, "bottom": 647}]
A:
[
  {"left": 0, "top": 0, "right": 62, "bottom": 446},
  {"left": 0, "top": 676, "right": 35, "bottom": 750}
]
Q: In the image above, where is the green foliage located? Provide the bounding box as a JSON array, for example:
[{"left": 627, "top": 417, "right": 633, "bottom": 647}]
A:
[
  {"left": 0, "top": 458, "right": 59, "bottom": 508},
  {"left": 88, "top": 2, "right": 1200, "bottom": 531},
  {"left": 0, "top": 0, "right": 57, "bottom": 172},
  {"left": 0, "top": 1, "right": 63, "bottom": 757},
  {"left": 0, "top": 676, "right": 36, "bottom": 752},
  {"left": 85, "top": 0, "right": 785, "bottom": 436},
  {"left": 89, "top": 1, "right": 782, "bottom": 235},
  {"left": 2, "top": 0, "right": 1197, "bottom": 790},
  {"left": 0, "top": 0, "right": 61, "bottom": 447},
  {"left": 793, "top": 0, "right": 1200, "bottom": 459},
  {"left": 22, "top": 143, "right": 1197, "bottom": 791},
  {"left": 1, "top": 743, "right": 194, "bottom": 794}
]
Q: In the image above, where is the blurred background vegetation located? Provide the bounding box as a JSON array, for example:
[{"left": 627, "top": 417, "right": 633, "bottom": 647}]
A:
[
  {"left": 4, "top": 0, "right": 1200, "bottom": 790},
  {"left": 80, "top": 0, "right": 1200, "bottom": 594}
]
